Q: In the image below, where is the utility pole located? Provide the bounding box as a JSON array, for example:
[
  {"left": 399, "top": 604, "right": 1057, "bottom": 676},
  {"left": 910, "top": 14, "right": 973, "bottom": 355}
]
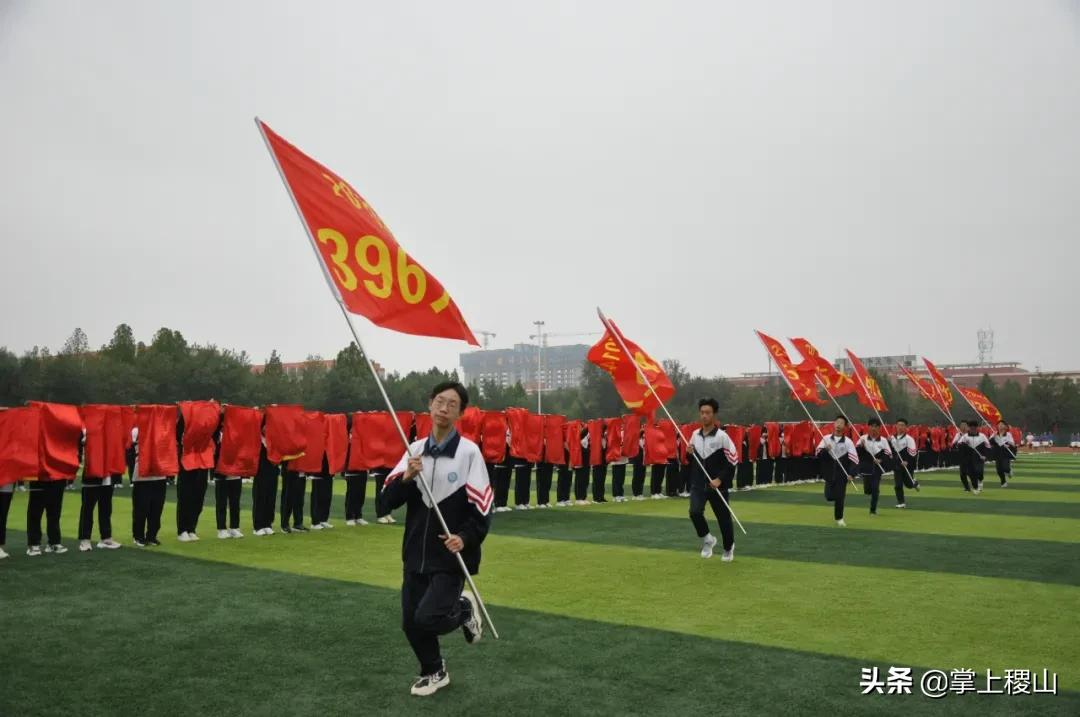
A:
[{"left": 533, "top": 320, "right": 545, "bottom": 414}]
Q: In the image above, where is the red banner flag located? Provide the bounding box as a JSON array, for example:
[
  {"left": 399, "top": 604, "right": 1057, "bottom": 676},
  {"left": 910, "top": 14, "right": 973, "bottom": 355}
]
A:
[
  {"left": 604, "top": 418, "right": 624, "bottom": 463},
  {"left": 30, "top": 402, "right": 85, "bottom": 480},
  {"left": 955, "top": 386, "right": 1004, "bottom": 426},
  {"left": 136, "top": 404, "right": 179, "bottom": 478},
  {"left": 923, "top": 358, "right": 955, "bottom": 410},
  {"left": 505, "top": 408, "right": 530, "bottom": 460},
  {"left": 264, "top": 405, "right": 308, "bottom": 464},
  {"left": 621, "top": 415, "right": 641, "bottom": 459},
  {"left": 456, "top": 406, "right": 482, "bottom": 444},
  {"left": 542, "top": 415, "right": 567, "bottom": 465},
  {"left": 523, "top": 412, "right": 545, "bottom": 464},
  {"left": 414, "top": 413, "right": 433, "bottom": 442},
  {"left": 325, "top": 413, "right": 348, "bottom": 474},
  {"left": 257, "top": 120, "right": 477, "bottom": 345},
  {"left": 217, "top": 406, "right": 263, "bottom": 477},
  {"left": 179, "top": 400, "right": 221, "bottom": 471},
  {"left": 288, "top": 411, "right": 327, "bottom": 473},
  {"left": 755, "top": 331, "right": 826, "bottom": 405},
  {"left": 565, "top": 420, "right": 585, "bottom": 468},
  {"left": 588, "top": 315, "right": 675, "bottom": 416},
  {"left": 0, "top": 406, "right": 40, "bottom": 485},
  {"left": 79, "top": 405, "right": 127, "bottom": 478},
  {"left": 844, "top": 350, "right": 888, "bottom": 412},
  {"left": 790, "top": 337, "right": 857, "bottom": 398},
  {"left": 587, "top": 419, "right": 605, "bottom": 466},
  {"left": 479, "top": 411, "right": 508, "bottom": 464},
  {"left": 898, "top": 365, "right": 946, "bottom": 411}
]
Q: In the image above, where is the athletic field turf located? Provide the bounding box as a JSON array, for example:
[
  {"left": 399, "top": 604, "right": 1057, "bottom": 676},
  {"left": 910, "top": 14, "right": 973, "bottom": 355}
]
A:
[{"left": 2, "top": 454, "right": 1078, "bottom": 716}]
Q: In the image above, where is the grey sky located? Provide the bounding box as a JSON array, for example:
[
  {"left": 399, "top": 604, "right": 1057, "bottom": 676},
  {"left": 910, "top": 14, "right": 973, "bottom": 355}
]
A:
[{"left": 2, "top": 1, "right": 1078, "bottom": 379}]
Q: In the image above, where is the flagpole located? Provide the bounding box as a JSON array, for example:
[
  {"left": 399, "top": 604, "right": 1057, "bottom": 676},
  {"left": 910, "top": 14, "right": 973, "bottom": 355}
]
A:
[
  {"left": 844, "top": 368, "right": 917, "bottom": 486},
  {"left": 815, "top": 376, "right": 862, "bottom": 442},
  {"left": 256, "top": 117, "right": 498, "bottom": 639},
  {"left": 949, "top": 379, "right": 1016, "bottom": 459},
  {"left": 756, "top": 336, "right": 858, "bottom": 490},
  {"left": 597, "top": 308, "right": 747, "bottom": 535}
]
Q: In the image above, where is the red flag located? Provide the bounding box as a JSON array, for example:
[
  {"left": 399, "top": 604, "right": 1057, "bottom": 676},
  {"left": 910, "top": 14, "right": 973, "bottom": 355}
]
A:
[
  {"left": 790, "top": 337, "right": 857, "bottom": 398},
  {"left": 678, "top": 423, "right": 696, "bottom": 464},
  {"left": 288, "top": 412, "right": 327, "bottom": 473},
  {"left": 505, "top": 407, "right": 530, "bottom": 460},
  {"left": 898, "top": 364, "right": 944, "bottom": 410},
  {"left": 724, "top": 425, "right": 746, "bottom": 462},
  {"left": 136, "top": 404, "right": 179, "bottom": 478},
  {"left": 264, "top": 405, "right": 307, "bottom": 463},
  {"left": 455, "top": 406, "right": 482, "bottom": 444},
  {"left": 621, "top": 415, "right": 641, "bottom": 459},
  {"left": 0, "top": 406, "right": 40, "bottom": 486},
  {"left": 643, "top": 421, "right": 668, "bottom": 465},
  {"left": 746, "top": 424, "right": 763, "bottom": 461},
  {"left": 217, "top": 406, "right": 263, "bottom": 476},
  {"left": 523, "top": 412, "right": 544, "bottom": 464},
  {"left": 659, "top": 421, "right": 678, "bottom": 460},
  {"left": 325, "top": 413, "right": 348, "bottom": 474},
  {"left": 565, "top": 420, "right": 585, "bottom": 468},
  {"left": 179, "top": 400, "right": 221, "bottom": 471},
  {"left": 414, "top": 413, "right": 433, "bottom": 442},
  {"left": 349, "top": 412, "right": 402, "bottom": 471},
  {"left": 923, "top": 358, "right": 955, "bottom": 410},
  {"left": 79, "top": 405, "right": 127, "bottom": 478},
  {"left": 955, "top": 386, "right": 1004, "bottom": 425},
  {"left": 479, "top": 411, "right": 508, "bottom": 464},
  {"left": 588, "top": 317, "right": 675, "bottom": 415},
  {"left": 844, "top": 350, "right": 888, "bottom": 412},
  {"left": 765, "top": 422, "right": 781, "bottom": 458},
  {"left": 30, "top": 402, "right": 85, "bottom": 480},
  {"left": 755, "top": 331, "right": 826, "bottom": 405},
  {"left": 257, "top": 120, "right": 477, "bottom": 345},
  {"left": 604, "top": 418, "right": 623, "bottom": 463},
  {"left": 587, "top": 419, "right": 605, "bottom": 466},
  {"left": 542, "top": 415, "right": 567, "bottom": 465}
]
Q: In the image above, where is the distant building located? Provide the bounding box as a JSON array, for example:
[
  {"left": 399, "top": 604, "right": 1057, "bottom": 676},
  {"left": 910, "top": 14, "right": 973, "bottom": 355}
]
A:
[
  {"left": 834, "top": 354, "right": 918, "bottom": 374},
  {"left": 250, "top": 358, "right": 384, "bottom": 379},
  {"left": 460, "top": 343, "right": 589, "bottom": 393}
]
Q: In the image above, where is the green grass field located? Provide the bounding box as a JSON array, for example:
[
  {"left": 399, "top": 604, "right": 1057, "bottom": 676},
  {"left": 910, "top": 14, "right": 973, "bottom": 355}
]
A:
[{"left": 2, "top": 454, "right": 1079, "bottom": 716}]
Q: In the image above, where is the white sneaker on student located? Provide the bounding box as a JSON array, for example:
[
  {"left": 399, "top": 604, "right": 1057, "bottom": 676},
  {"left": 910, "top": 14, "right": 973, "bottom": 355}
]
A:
[
  {"left": 700, "top": 534, "right": 717, "bottom": 559},
  {"left": 27, "top": 545, "right": 42, "bottom": 557},
  {"left": 46, "top": 544, "right": 68, "bottom": 554},
  {"left": 355, "top": 519, "right": 368, "bottom": 526},
  {"left": 321, "top": 522, "right": 333, "bottom": 529},
  {"left": 836, "top": 519, "right": 847, "bottom": 527},
  {"left": 311, "top": 523, "right": 324, "bottom": 530},
  {"left": 189, "top": 532, "right": 200, "bottom": 541},
  {"left": 388, "top": 516, "right": 397, "bottom": 524},
  {"left": 229, "top": 529, "right": 244, "bottom": 538},
  {"left": 515, "top": 504, "right": 528, "bottom": 511},
  {"left": 634, "top": 495, "right": 646, "bottom": 501},
  {"left": 0, "top": 547, "right": 8, "bottom": 559},
  {"left": 1001, "top": 481, "right": 1009, "bottom": 488},
  {"left": 346, "top": 520, "right": 357, "bottom": 526},
  {"left": 79, "top": 540, "right": 93, "bottom": 552},
  {"left": 177, "top": 532, "right": 192, "bottom": 542},
  {"left": 217, "top": 529, "right": 231, "bottom": 539},
  {"left": 575, "top": 500, "right": 589, "bottom": 506},
  {"left": 253, "top": 528, "right": 266, "bottom": 536},
  {"left": 377, "top": 516, "right": 392, "bottom": 524},
  {"left": 410, "top": 665, "right": 450, "bottom": 697},
  {"left": 895, "top": 503, "right": 906, "bottom": 509},
  {"left": 98, "top": 539, "right": 121, "bottom": 549},
  {"left": 721, "top": 546, "right": 735, "bottom": 562}
]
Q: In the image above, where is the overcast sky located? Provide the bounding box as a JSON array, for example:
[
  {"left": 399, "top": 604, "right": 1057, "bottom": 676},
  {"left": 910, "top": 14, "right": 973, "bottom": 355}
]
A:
[{"left": 2, "top": 0, "right": 1078, "bottom": 379}]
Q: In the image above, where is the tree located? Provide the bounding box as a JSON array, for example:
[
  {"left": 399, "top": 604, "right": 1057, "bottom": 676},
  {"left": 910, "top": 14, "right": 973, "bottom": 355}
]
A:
[
  {"left": 61, "top": 327, "right": 89, "bottom": 356},
  {"left": 101, "top": 323, "right": 137, "bottom": 364}
]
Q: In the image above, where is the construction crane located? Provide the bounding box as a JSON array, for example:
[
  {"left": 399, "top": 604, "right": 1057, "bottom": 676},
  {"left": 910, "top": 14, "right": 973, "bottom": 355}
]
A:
[
  {"left": 475, "top": 330, "right": 496, "bottom": 349},
  {"left": 527, "top": 330, "right": 600, "bottom": 346}
]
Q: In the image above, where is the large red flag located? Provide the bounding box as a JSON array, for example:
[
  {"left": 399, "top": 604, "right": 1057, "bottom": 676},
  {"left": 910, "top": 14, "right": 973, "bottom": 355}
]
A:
[
  {"left": 588, "top": 317, "right": 675, "bottom": 415},
  {"left": 899, "top": 365, "right": 948, "bottom": 411},
  {"left": 257, "top": 120, "right": 477, "bottom": 345},
  {"left": 604, "top": 418, "right": 624, "bottom": 463},
  {"left": 565, "top": 420, "right": 585, "bottom": 468},
  {"left": 414, "top": 413, "right": 433, "bottom": 442},
  {"left": 136, "top": 404, "right": 179, "bottom": 478},
  {"left": 288, "top": 411, "right": 327, "bottom": 473},
  {"left": 542, "top": 415, "right": 567, "bottom": 465},
  {"left": 455, "top": 406, "right": 482, "bottom": 444},
  {"left": 955, "top": 386, "right": 1004, "bottom": 425},
  {"left": 755, "top": 331, "right": 826, "bottom": 405},
  {"left": 923, "top": 358, "right": 955, "bottom": 410},
  {"left": 479, "top": 411, "right": 508, "bottom": 464},
  {"left": 31, "top": 402, "right": 85, "bottom": 480},
  {"left": 621, "top": 415, "right": 641, "bottom": 459},
  {"left": 523, "top": 412, "right": 545, "bottom": 464},
  {"left": 325, "top": 414, "right": 349, "bottom": 474},
  {"left": 179, "top": 400, "right": 221, "bottom": 471},
  {"left": 0, "top": 406, "right": 40, "bottom": 485},
  {"left": 844, "top": 350, "right": 888, "bottom": 412},
  {"left": 217, "top": 406, "right": 263, "bottom": 476},
  {"left": 790, "top": 337, "right": 857, "bottom": 398}
]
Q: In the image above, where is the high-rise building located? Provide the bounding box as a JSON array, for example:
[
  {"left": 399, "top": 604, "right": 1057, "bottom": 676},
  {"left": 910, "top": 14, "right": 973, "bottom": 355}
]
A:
[{"left": 460, "top": 343, "right": 589, "bottom": 393}]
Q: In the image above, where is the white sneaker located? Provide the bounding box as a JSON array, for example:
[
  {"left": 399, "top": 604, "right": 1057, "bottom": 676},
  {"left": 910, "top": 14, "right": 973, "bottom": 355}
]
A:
[
  {"left": 633, "top": 495, "right": 646, "bottom": 501},
  {"left": 97, "top": 539, "right": 121, "bottom": 549},
  {"left": 1002, "top": 481, "right": 1009, "bottom": 488},
  {"left": 0, "top": 547, "right": 8, "bottom": 560},
  {"left": 189, "top": 532, "right": 200, "bottom": 541},
  {"left": 700, "top": 534, "right": 717, "bottom": 559},
  {"left": 650, "top": 494, "right": 662, "bottom": 500},
  {"left": 836, "top": 519, "right": 847, "bottom": 527},
  {"left": 346, "top": 520, "right": 357, "bottom": 526},
  {"left": 253, "top": 528, "right": 266, "bottom": 536},
  {"left": 217, "top": 529, "right": 231, "bottom": 539},
  {"left": 388, "top": 516, "right": 397, "bottom": 524},
  {"left": 514, "top": 505, "right": 528, "bottom": 511},
  {"left": 377, "top": 516, "right": 392, "bottom": 524},
  {"left": 27, "top": 545, "right": 42, "bottom": 557},
  {"left": 721, "top": 546, "right": 735, "bottom": 562},
  {"left": 263, "top": 527, "right": 274, "bottom": 535},
  {"left": 355, "top": 519, "right": 368, "bottom": 526},
  {"left": 229, "top": 529, "right": 244, "bottom": 538},
  {"left": 311, "top": 523, "right": 324, "bottom": 530},
  {"left": 79, "top": 540, "right": 93, "bottom": 552},
  {"left": 895, "top": 503, "right": 906, "bottom": 509},
  {"left": 321, "top": 522, "right": 333, "bottom": 529},
  {"left": 45, "top": 544, "right": 68, "bottom": 554},
  {"left": 177, "top": 532, "right": 192, "bottom": 543},
  {"left": 410, "top": 666, "right": 450, "bottom": 697}
]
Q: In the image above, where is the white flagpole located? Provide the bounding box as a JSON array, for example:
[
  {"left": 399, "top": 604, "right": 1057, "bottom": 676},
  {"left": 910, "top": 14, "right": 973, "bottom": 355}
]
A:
[
  {"left": 844, "top": 368, "right": 917, "bottom": 486},
  {"left": 596, "top": 308, "right": 747, "bottom": 535},
  {"left": 256, "top": 117, "right": 499, "bottom": 639},
  {"left": 756, "top": 336, "right": 858, "bottom": 490}
]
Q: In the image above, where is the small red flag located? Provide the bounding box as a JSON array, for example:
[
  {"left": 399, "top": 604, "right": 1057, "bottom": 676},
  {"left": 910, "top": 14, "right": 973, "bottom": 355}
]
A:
[
  {"left": 0, "top": 406, "right": 40, "bottom": 485},
  {"left": 257, "top": 120, "right": 477, "bottom": 345},
  {"left": 588, "top": 316, "right": 675, "bottom": 415},
  {"left": 217, "top": 406, "right": 263, "bottom": 477},
  {"left": 755, "top": 331, "right": 826, "bottom": 405},
  {"left": 899, "top": 365, "right": 947, "bottom": 411},
  {"left": 179, "top": 400, "right": 221, "bottom": 471},
  {"left": 790, "top": 337, "right": 857, "bottom": 398},
  {"left": 923, "top": 358, "right": 955, "bottom": 410},
  {"left": 844, "top": 350, "right": 888, "bottom": 412},
  {"left": 955, "top": 386, "right": 1004, "bottom": 425},
  {"left": 135, "top": 404, "right": 179, "bottom": 478}
]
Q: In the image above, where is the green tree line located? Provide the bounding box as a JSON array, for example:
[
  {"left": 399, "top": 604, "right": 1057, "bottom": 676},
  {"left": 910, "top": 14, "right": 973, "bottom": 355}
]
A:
[{"left": 2, "top": 325, "right": 1077, "bottom": 438}]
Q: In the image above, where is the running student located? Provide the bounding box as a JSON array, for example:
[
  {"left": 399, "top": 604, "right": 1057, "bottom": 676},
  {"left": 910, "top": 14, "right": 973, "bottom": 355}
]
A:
[
  {"left": 991, "top": 420, "right": 1016, "bottom": 487},
  {"left": 377, "top": 382, "right": 491, "bottom": 697},
  {"left": 816, "top": 416, "right": 859, "bottom": 527},
  {"left": 956, "top": 421, "right": 991, "bottom": 494},
  {"left": 856, "top": 419, "right": 892, "bottom": 516},
  {"left": 889, "top": 419, "right": 919, "bottom": 508},
  {"left": 685, "top": 398, "right": 738, "bottom": 562}
]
